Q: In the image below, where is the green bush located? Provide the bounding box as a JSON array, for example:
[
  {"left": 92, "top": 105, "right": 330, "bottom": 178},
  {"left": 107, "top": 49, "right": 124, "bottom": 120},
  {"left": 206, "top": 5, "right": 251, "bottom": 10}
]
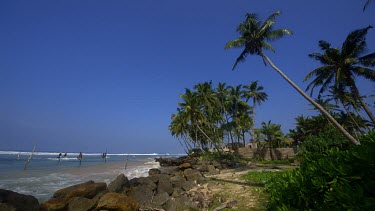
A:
[
  {"left": 266, "top": 131, "right": 375, "bottom": 210},
  {"left": 243, "top": 171, "right": 283, "bottom": 186}
]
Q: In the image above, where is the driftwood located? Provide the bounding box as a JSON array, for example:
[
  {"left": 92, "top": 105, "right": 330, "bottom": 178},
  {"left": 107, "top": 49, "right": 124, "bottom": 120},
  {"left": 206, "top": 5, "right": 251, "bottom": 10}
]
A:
[
  {"left": 212, "top": 200, "right": 237, "bottom": 211},
  {"left": 23, "top": 144, "right": 36, "bottom": 170}
]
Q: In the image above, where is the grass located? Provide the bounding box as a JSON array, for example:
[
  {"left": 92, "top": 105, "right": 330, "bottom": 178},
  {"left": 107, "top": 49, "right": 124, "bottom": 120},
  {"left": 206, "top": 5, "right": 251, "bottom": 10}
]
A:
[
  {"left": 243, "top": 170, "right": 283, "bottom": 186},
  {"left": 256, "top": 159, "right": 292, "bottom": 165}
]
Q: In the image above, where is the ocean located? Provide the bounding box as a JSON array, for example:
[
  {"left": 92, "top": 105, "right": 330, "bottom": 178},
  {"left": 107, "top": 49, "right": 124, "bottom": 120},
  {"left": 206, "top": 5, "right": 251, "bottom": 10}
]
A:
[{"left": 0, "top": 150, "right": 183, "bottom": 202}]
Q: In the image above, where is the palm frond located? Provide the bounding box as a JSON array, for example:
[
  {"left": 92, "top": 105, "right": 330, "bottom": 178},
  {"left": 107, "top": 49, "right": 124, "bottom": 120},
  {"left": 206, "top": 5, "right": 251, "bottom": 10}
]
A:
[
  {"left": 225, "top": 38, "right": 246, "bottom": 49},
  {"left": 363, "top": 0, "right": 372, "bottom": 11},
  {"left": 359, "top": 52, "right": 375, "bottom": 66},
  {"left": 267, "top": 29, "right": 293, "bottom": 41},
  {"left": 232, "top": 48, "right": 248, "bottom": 70},
  {"left": 261, "top": 41, "right": 275, "bottom": 53},
  {"left": 342, "top": 26, "right": 373, "bottom": 57},
  {"left": 318, "top": 40, "right": 331, "bottom": 50},
  {"left": 352, "top": 66, "right": 375, "bottom": 81}
]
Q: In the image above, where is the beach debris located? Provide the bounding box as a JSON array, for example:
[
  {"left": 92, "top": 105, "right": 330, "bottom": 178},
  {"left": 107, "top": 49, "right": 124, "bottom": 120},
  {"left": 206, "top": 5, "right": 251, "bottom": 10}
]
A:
[{"left": 23, "top": 144, "right": 36, "bottom": 171}]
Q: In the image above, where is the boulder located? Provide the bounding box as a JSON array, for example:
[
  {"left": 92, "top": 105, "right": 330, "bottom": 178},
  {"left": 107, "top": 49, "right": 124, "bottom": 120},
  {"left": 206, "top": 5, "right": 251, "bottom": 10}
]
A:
[
  {"left": 108, "top": 174, "right": 129, "bottom": 193},
  {"left": 164, "top": 195, "right": 197, "bottom": 211},
  {"left": 183, "top": 169, "right": 203, "bottom": 183},
  {"left": 96, "top": 192, "right": 139, "bottom": 211},
  {"left": 171, "top": 188, "right": 184, "bottom": 197},
  {"left": 157, "top": 179, "right": 173, "bottom": 195},
  {"left": 178, "top": 163, "right": 191, "bottom": 170},
  {"left": 149, "top": 173, "right": 170, "bottom": 184},
  {"left": 128, "top": 185, "right": 154, "bottom": 206},
  {"left": 67, "top": 197, "right": 95, "bottom": 211},
  {"left": 40, "top": 198, "right": 67, "bottom": 211},
  {"left": 53, "top": 180, "right": 107, "bottom": 200},
  {"left": 148, "top": 168, "right": 161, "bottom": 176},
  {"left": 0, "top": 189, "right": 40, "bottom": 211},
  {"left": 129, "top": 177, "right": 156, "bottom": 191},
  {"left": 152, "top": 192, "right": 170, "bottom": 206},
  {"left": 207, "top": 165, "right": 219, "bottom": 175}
]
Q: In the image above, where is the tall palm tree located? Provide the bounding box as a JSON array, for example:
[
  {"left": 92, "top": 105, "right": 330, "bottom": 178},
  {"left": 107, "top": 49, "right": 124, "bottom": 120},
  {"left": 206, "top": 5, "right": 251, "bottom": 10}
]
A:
[
  {"left": 242, "top": 81, "right": 268, "bottom": 146},
  {"left": 306, "top": 26, "right": 375, "bottom": 125},
  {"left": 225, "top": 11, "right": 360, "bottom": 145},
  {"left": 364, "top": 0, "right": 373, "bottom": 11}
]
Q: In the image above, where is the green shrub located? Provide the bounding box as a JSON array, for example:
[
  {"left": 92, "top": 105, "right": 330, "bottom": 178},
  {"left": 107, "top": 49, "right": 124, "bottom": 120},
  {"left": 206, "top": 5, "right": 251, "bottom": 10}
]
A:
[
  {"left": 243, "top": 171, "right": 283, "bottom": 186},
  {"left": 266, "top": 132, "right": 375, "bottom": 210}
]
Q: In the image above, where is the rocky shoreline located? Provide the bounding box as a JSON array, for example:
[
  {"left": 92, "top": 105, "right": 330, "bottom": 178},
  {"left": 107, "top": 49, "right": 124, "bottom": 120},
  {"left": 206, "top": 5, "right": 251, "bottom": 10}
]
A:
[{"left": 0, "top": 156, "right": 240, "bottom": 211}]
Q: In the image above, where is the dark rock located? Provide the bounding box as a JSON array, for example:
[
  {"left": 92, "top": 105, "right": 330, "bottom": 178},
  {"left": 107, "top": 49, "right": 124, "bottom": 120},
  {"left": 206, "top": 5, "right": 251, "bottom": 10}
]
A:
[
  {"left": 157, "top": 179, "right": 173, "bottom": 195},
  {"left": 40, "top": 198, "right": 67, "bottom": 211},
  {"left": 171, "top": 188, "right": 184, "bottom": 197},
  {"left": 183, "top": 169, "right": 203, "bottom": 183},
  {"left": 68, "top": 197, "right": 95, "bottom": 211},
  {"left": 108, "top": 174, "right": 129, "bottom": 193},
  {"left": 128, "top": 185, "right": 154, "bottom": 206},
  {"left": 0, "top": 203, "right": 16, "bottom": 211},
  {"left": 0, "top": 189, "right": 40, "bottom": 211},
  {"left": 152, "top": 192, "right": 170, "bottom": 206},
  {"left": 149, "top": 174, "right": 170, "bottom": 184},
  {"left": 164, "top": 195, "right": 197, "bottom": 211},
  {"left": 178, "top": 163, "right": 191, "bottom": 170},
  {"left": 206, "top": 165, "right": 220, "bottom": 175},
  {"left": 142, "top": 201, "right": 164, "bottom": 210},
  {"left": 148, "top": 168, "right": 161, "bottom": 176},
  {"left": 181, "top": 181, "right": 195, "bottom": 191},
  {"left": 129, "top": 177, "right": 157, "bottom": 191},
  {"left": 52, "top": 180, "right": 107, "bottom": 200},
  {"left": 96, "top": 192, "right": 139, "bottom": 211},
  {"left": 211, "top": 160, "right": 223, "bottom": 169}
]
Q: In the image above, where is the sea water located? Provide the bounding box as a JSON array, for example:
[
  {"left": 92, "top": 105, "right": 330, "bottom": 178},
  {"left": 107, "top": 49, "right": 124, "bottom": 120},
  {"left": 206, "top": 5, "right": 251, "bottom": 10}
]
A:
[{"left": 0, "top": 151, "right": 182, "bottom": 202}]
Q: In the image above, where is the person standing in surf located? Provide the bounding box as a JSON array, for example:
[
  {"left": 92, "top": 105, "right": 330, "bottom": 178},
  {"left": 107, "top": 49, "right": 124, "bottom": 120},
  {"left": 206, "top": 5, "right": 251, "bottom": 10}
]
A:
[{"left": 77, "top": 152, "right": 83, "bottom": 165}]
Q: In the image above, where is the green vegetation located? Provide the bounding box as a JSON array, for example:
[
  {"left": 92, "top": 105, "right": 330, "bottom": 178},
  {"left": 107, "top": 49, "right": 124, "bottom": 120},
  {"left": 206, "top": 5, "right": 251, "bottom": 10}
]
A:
[
  {"left": 266, "top": 131, "right": 375, "bottom": 210},
  {"left": 169, "top": 2, "right": 374, "bottom": 209},
  {"left": 243, "top": 171, "right": 283, "bottom": 186},
  {"left": 169, "top": 81, "right": 271, "bottom": 153},
  {"left": 225, "top": 11, "right": 360, "bottom": 145}
]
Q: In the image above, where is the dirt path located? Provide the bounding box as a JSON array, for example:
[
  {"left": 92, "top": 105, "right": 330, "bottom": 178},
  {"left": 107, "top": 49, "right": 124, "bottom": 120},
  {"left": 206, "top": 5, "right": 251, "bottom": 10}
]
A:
[{"left": 199, "top": 164, "right": 296, "bottom": 210}]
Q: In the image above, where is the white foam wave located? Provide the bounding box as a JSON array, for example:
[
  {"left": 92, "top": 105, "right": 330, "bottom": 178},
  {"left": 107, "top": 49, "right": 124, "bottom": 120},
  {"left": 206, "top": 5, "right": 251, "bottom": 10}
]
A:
[{"left": 0, "top": 151, "right": 182, "bottom": 156}]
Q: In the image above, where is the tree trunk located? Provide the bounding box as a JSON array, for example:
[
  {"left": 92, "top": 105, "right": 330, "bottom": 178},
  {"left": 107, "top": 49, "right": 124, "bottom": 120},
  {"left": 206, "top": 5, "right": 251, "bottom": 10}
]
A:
[
  {"left": 261, "top": 53, "right": 360, "bottom": 145},
  {"left": 351, "top": 84, "right": 375, "bottom": 126}
]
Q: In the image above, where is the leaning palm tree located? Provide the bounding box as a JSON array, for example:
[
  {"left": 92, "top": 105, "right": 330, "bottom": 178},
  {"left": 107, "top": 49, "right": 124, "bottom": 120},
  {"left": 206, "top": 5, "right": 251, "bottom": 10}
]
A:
[
  {"left": 364, "top": 0, "right": 372, "bottom": 11},
  {"left": 225, "top": 11, "right": 360, "bottom": 145},
  {"left": 242, "top": 81, "right": 268, "bottom": 146},
  {"left": 306, "top": 26, "right": 375, "bottom": 125}
]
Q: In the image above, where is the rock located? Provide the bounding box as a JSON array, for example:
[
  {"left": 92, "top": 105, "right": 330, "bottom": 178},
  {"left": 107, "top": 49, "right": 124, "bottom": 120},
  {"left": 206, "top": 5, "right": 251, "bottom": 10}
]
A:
[
  {"left": 157, "top": 179, "right": 174, "bottom": 195},
  {"left": 207, "top": 165, "right": 219, "bottom": 175},
  {"left": 149, "top": 174, "right": 170, "bottom": 184},
  {"left": 67, "top": 197, "right": 95, "bottom": 211},
  {"left": 148, "top": 168, "right": 161, "bottom": 175},
  {"left": 171, "top": 188, "right": 184, "bottom": 197},
  {"left": 183, "top": 169, "right": 203, "bottom": 183},
  {"left": 40, "top": 198, "right": 67, "bottom": 211},
  {"left": 53, "top": 180, "right": 107, "bottom": 200},
  {"left": 108, "top": 174, "right": 129, "bottom": 193},
  {"left": 211, "top": 160, "right": 223, "bottom": 169},
  {"left": 0, "top": 189, "right": 40, "bottom": 211},
  {"left": 128, "top": 185, "right": 154, "bottom": 206},
  {"left": 178, "top": 163, "right": 191, "bottom": 170},
  {"left": 129, "top": 177, "right": 157, "bottom": 191},
  {"left": 0, "top": 203, "right": 16, "bottom": 211},
  {"left": 152, "top": 192, "right": 170, "bottom": 206},
  {"left": 164, "top": 195, "right": 197, "bottom": 211},
  {"left": 181, "top": 181, "right": 195, "bottom": 191},
  {"left": 96, "top": 192, "right": 139, "bottom": 211}
]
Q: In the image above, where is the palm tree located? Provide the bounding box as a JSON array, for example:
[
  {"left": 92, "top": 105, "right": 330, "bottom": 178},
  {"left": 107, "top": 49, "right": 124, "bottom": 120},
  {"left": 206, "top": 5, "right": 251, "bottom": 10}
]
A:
[
  {"left": 242, "top": 81, "right": 268, "bottom": 147},
  {"left": 306, "top": 26, "right": 375, "bottom": 126},
  {"left": 364, "top": 0, "right": 373, "bottom": 11},
  {"left": 225, "top": 11, "right": 360, "bottom": 145},
  {"left": 260, "top": 121, "right": 285, "bottom": 160}
]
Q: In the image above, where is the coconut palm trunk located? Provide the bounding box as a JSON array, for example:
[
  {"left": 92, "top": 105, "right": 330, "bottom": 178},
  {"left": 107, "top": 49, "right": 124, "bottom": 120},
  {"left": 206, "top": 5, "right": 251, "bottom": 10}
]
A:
[
  {"left": 261, "top": 52, "right": 360, "bottom": 145},
  {"left": 351, "top": 85, "right": 375, "bottom": 125}
]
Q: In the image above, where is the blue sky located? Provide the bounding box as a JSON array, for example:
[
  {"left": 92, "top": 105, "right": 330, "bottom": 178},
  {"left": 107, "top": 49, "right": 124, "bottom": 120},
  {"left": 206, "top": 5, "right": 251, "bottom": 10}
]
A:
[{"left": 0, "top": 0, "right": 374, "bottom": 153}]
